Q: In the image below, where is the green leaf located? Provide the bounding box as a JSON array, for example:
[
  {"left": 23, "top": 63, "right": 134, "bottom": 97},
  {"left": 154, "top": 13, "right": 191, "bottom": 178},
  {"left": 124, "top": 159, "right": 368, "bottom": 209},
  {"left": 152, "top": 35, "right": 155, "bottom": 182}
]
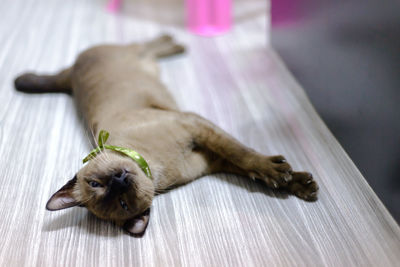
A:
[
  {"left": 98, "top": 130, "right": 109, "bottom": 148},
  {"left": 82, "top": 147, "right": 102, "bottom": 163}
]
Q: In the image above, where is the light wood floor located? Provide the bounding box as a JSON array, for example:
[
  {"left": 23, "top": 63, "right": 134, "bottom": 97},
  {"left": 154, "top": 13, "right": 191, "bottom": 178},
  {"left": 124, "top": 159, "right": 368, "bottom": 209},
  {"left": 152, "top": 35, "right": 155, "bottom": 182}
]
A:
[{"left": 0, "top": 0, "right": 399, "bottom": 266}]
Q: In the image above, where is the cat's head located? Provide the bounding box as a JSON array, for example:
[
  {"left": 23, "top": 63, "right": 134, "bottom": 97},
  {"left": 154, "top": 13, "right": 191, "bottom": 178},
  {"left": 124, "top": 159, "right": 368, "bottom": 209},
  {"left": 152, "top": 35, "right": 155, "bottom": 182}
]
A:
[{"left": 46, "top": 151, "right": 155, "bottom": 237}]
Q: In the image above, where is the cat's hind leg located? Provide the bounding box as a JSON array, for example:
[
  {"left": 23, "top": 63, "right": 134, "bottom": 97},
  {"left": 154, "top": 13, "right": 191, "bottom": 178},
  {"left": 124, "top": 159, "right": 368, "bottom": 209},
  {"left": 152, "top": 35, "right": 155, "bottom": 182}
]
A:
[
  {"left": 14, "top": 67, "right": 72, "bottom": 94},
  {"left": 139, "top": 34, "right": 185, "bottom": 59}
]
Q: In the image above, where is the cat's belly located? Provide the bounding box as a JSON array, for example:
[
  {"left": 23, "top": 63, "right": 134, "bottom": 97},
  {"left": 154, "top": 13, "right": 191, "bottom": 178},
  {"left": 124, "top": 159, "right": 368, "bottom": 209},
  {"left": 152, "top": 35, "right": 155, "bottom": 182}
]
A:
[{"left": 73, "top": 70, "right": 177, "bottom": 131}]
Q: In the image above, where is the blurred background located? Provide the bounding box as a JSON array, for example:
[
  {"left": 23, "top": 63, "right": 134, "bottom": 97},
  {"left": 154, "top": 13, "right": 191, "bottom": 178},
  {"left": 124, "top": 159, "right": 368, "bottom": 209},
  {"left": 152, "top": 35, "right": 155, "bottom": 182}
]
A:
[{"left": 271, "top": 0, "right": 400, "bottom": 221}]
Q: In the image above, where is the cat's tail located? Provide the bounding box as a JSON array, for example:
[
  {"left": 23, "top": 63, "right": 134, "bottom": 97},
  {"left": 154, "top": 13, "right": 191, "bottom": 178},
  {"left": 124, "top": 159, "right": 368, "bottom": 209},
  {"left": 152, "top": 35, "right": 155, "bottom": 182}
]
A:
[
  {"left": 14, "top": 67, "right": 72, "bottom": 94},
  {"left": 139, "top": 34, "right": 185, "bottom": 59}
]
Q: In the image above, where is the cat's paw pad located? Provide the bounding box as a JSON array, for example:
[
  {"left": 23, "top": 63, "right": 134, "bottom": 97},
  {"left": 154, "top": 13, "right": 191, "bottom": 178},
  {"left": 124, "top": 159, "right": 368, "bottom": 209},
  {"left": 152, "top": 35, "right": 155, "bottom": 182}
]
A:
[
  {"left": 287, "top": 172, "right": 319, "bottom": 201},
  {"left": 248, "top": 155, "right": 293, "bottom": 189}
]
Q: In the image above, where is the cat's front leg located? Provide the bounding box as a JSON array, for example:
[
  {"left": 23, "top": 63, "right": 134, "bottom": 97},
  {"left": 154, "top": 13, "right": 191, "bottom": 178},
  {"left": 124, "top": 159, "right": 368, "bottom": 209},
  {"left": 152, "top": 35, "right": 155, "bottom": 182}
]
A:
[
  {"left": 182, "top": 112, "right": 319, "bottom": 200},
  {"left": 223, "top": 152, "right": 318, "bottom": 200}
]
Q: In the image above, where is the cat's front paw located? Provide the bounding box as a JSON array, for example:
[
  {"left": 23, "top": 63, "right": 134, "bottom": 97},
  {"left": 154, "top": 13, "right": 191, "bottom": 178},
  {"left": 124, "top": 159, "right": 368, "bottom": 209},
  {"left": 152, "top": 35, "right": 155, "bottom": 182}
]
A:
[
  {"left": 248, "top": 155, "right": 293, "bottom": 189},
  {"left": 286, "top": 172, "right": 319, "bottom": 201}
]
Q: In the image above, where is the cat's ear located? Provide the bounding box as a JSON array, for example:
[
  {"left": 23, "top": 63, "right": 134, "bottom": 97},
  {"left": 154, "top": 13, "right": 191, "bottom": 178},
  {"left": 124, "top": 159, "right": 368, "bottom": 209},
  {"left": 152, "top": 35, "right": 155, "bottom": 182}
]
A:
[
  {"left": 46, "top": 175, "right": 80, "bottom": 211},
  {"left": 123, "top": 208, "right": 151, "bottom": 237}
]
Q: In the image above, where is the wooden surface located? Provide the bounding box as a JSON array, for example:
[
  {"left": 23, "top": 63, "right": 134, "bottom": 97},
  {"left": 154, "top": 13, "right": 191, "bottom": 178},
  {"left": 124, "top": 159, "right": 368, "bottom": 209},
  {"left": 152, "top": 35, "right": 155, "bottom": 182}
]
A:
[{"left": 1, "top": 0, "right": 399, "bottom": 266}]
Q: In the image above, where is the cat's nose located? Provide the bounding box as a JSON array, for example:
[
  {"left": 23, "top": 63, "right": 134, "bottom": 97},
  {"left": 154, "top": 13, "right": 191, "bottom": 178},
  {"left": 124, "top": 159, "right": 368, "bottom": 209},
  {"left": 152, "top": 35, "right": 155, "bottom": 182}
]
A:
[
  {"left": 109, "top": 169, "right": 130, "bottom": 193},
  {"left": 113, "top": 169, "right": 129, "bottom": 185}
]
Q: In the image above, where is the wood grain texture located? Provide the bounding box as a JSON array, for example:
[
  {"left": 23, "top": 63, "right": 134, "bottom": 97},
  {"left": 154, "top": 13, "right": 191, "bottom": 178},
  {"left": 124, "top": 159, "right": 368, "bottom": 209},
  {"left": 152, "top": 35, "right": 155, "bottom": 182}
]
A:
[{"left": 0, "top": 0, "right": 399, "bottom": 266}]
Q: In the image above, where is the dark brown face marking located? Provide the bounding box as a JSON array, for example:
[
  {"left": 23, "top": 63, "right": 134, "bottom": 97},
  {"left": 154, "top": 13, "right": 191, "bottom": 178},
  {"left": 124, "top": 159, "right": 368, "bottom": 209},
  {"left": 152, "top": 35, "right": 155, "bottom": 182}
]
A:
[
  {"left": 81, "top": 167, "right": 138, "bottom": 221},
  {"left": 73, "top": 154, "right": 154, "bottom": 229},
  {"left": 103, "top": 169, "right": 131, "bottom": 202}
]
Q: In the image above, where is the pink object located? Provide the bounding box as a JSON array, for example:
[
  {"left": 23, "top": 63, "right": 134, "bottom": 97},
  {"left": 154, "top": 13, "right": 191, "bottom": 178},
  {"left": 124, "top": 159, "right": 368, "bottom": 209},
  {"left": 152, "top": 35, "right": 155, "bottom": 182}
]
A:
[
  {"left": 107, "top": 0, "right": 122, "bottom": 13},
  {"left": 186, "top": 0, "right": 232, "bottom": 36}
]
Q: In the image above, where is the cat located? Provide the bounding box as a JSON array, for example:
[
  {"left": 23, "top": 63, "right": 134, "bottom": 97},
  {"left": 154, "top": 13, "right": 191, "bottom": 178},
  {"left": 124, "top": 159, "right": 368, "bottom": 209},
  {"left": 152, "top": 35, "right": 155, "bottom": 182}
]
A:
[{"left": 14, "top": 35, "right": 318, "bottom": 237}]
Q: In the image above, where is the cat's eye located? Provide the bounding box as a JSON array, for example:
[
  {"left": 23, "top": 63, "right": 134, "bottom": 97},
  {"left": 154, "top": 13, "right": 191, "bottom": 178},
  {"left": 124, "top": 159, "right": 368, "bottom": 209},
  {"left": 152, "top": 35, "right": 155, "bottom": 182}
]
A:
[
  {"left": 89, "top": 181, "right": 102, "bottom": 188},
  {"left": 120, "top": 199, "right": 129, "bottom": 211}
]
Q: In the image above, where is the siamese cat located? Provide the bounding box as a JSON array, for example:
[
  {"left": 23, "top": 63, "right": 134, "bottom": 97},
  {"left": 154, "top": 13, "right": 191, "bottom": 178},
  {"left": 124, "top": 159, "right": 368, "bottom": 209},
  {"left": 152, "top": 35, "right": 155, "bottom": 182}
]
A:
[{"left": 14, "top": 35, "right": 318, "bottom": 237}]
